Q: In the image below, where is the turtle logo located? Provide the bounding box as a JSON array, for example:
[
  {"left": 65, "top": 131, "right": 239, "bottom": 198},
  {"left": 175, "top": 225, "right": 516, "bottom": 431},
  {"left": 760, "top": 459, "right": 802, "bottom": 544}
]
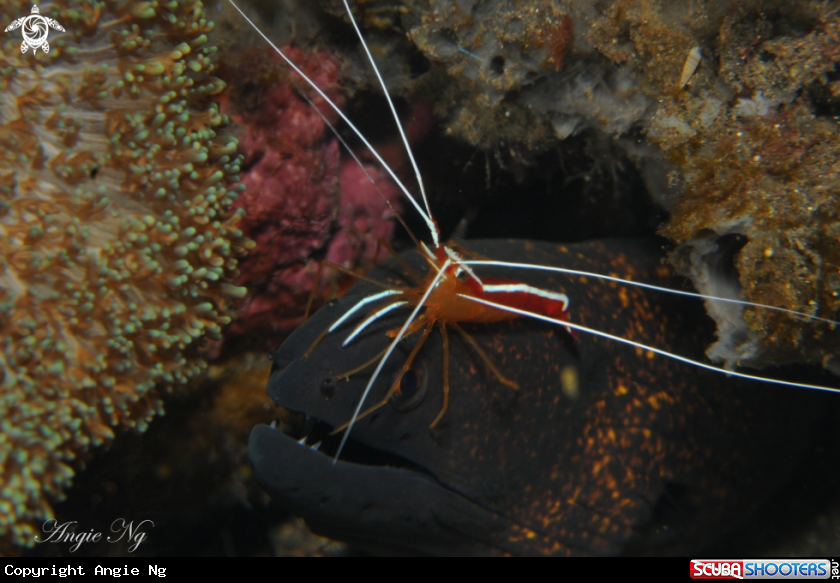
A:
[{"left": 5, "top": 5, "right": 65, "bottom": 54}]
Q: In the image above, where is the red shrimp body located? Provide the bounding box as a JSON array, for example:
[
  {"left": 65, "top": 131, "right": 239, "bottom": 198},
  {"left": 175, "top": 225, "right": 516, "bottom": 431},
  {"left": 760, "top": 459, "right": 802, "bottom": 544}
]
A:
[
  {"left": 472, "top": 277, "right": 572, "bottom": 322},
  {"left": 405, "top": 248, "right": 572, "bottom": 326}
]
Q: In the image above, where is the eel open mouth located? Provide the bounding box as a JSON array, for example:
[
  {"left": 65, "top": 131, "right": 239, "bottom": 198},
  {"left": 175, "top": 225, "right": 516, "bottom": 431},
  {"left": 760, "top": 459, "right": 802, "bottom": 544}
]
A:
[
  {"left": 249, "top": 406, "right": 516, "bottom": 556},
  {"left": 261, "top": 405, "right": 433, "bottom": 475}
]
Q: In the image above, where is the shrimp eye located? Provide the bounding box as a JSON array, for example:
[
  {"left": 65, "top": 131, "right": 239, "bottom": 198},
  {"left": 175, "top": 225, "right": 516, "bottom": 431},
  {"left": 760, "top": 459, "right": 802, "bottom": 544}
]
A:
[
  {"left": 319, "top": 375, "right": 336, "bottom": 399},
  {"left": 389, "top": 365, "right": 427, "bottom": 412},
  {"left": 455, "top": 268, "right": 469, "bottom": 282}
]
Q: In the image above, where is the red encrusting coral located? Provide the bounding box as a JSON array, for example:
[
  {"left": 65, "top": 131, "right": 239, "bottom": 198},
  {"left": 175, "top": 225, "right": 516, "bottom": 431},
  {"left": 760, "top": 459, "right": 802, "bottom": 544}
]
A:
[{"left": 219, "top": 48, "right": 399, "bottom": 350}]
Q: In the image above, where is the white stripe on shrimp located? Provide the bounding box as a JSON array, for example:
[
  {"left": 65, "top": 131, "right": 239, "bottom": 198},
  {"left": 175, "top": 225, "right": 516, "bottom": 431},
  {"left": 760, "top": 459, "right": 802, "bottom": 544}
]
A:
[
  {"left": 481, "top": 284, "right": 569, "bottom": 310},
  {"left": 464, "top": 260, "right": 840, "bottom": 326}
]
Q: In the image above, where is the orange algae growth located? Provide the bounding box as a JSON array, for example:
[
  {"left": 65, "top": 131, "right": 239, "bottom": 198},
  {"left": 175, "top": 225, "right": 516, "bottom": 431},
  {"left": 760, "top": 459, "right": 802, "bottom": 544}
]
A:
[{"left": 0, "top": 0, "right": 253, "bottom": 549}]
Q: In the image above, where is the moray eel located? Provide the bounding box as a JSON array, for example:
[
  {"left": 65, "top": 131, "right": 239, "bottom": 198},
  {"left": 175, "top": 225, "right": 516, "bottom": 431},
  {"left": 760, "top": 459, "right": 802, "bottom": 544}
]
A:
[{"left": 249, "top": 239, "right": 824, "bottom": 555}]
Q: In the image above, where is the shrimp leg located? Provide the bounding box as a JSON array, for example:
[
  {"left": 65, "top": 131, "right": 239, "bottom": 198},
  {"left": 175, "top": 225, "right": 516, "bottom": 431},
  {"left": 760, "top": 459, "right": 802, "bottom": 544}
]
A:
[
  {"left": 451, "top": 323, "right": 520, "bottom": 391},
  {"left": 372, "top": 236, "right": 424, "bottom": 285},
  {"left": 430, "top": 323, "right": 450, "bottom": 429},
  {"left": 330, "top": 319, "right": 436, "bottom": 434}
]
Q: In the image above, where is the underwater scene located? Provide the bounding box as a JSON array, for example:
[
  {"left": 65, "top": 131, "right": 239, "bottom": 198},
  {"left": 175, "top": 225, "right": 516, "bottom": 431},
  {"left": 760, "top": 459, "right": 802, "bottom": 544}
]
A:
[{"left": 2, "top": 0, "right": 840, "bottom": 556}]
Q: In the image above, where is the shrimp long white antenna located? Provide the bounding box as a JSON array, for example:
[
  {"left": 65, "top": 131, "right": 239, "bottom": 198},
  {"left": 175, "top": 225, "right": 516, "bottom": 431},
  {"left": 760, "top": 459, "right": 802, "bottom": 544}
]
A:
[
  {"left": 343, "top": 301, "right": 409, "bottom": 347},
  {"left": 464, "top": 260, "right": 840, "bottom": 326},
  {"left": 227, "top": 0, "right": 440, "bottom": 247},
  {"left": 302, "top": 91, "right": 421, "bottom": 247},
  {"left": 340, "top": 0, "right": 433, "bottom": 228},
  {"left": 334, "top": 259, "right": 452, "bottom": 463},
  {"left": 457, "top": 294, "right": 840, "bottom": 396},
  {"left": 328, "top": 290, "right": 404, "bottom": 334}
]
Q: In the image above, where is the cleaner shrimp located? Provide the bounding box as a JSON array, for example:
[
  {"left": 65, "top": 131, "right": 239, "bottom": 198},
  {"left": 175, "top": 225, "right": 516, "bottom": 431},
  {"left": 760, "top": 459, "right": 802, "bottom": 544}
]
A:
[{"left": 228, "top": 1, "right": 840, "bottom": 462}]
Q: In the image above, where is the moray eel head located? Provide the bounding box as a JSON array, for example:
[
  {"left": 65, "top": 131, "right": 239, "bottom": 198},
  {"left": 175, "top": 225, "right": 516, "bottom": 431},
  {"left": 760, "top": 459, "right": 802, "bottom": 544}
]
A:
[
  {"left": 249, "top": 276, "right": 551, "bottom": 556},
  {"left": 249, "top": 239, "right": 824, "bottom": 556}
]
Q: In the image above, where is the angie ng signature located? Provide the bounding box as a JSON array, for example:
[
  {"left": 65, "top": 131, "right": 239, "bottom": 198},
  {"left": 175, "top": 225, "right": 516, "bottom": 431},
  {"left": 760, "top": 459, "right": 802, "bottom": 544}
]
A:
[{"left": 35, "top": 518, "right": 155, "bottom": 552}]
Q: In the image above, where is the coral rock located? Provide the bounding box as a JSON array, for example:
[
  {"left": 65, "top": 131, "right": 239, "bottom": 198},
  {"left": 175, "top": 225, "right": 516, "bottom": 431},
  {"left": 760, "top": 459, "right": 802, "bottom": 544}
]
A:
[{"left": 587, "top": 1, "right": 840, "bottom": 371}]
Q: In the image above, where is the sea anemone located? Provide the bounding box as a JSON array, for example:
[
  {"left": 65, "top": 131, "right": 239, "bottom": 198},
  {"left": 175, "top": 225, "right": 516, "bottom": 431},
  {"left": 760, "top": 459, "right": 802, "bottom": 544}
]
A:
[{"left": 0, "top": 0, "right": 252, "bottom": 549}]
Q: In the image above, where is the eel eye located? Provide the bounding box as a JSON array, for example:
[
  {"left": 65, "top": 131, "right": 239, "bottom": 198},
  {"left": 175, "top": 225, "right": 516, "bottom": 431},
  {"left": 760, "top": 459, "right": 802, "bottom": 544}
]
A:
[
  {"left": 455, "top": 268, "right": 468, "bottom": 282},
  {"left": 319, "top": 375, "right": 336, "bottom": 399},
  {"left": 397, "top": 369, "right": 420, "bottom": 398},
  {"left": 389, "top": 366, "right": 427, "bottom": 412}
]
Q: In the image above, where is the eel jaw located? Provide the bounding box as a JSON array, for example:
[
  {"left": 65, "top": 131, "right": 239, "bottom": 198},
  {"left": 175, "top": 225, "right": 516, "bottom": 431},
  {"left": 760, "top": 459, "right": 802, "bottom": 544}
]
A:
[
  {"left": 248, "top": 418, "right": 516, "bottom": 556},
  {"left": 264, "top": 406, "right": 431, "bottom": 473}
]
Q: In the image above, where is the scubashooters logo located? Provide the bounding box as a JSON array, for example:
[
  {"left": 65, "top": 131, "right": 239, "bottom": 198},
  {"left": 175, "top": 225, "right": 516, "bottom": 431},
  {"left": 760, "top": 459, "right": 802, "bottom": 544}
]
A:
[{"left": 691, "top": 559, "right": 836, "bottom": 580}]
